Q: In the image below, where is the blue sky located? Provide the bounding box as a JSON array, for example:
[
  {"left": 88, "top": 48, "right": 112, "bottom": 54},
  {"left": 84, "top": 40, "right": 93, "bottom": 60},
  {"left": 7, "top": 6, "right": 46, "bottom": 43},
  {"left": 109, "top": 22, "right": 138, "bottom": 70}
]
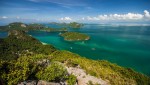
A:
[{"left": 0, "top": 0, "right": 150, "bottom": 24}]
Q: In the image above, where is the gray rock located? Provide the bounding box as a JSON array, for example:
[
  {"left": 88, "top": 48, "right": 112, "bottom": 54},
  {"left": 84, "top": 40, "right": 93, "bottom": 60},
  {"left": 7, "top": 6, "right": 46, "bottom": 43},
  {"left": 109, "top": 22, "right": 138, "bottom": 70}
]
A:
[{"left": 18, "top": 80, "right": 66, "bottom": 85}]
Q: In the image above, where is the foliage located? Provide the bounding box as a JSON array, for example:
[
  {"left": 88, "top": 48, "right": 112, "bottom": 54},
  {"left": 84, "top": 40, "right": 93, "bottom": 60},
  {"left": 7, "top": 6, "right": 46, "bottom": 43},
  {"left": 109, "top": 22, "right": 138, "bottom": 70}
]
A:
[
  {"left": 0, "top": 55, "right": 39, "bottom": 85},
  {"left": 0, "top": 30, "right": 56, "bottom": 60},
  {"left": 0, "top": 54, "right": 68, "bottom": 85},
  {"left": 65, "top": 59, "right": 78, "bottom": 67},
  {"left": 35, "top": 62, "right": 67, "bottom": 82},
  {"left": 87, "top": 80, "right": 94, "bottom": 85},
  {"left": 50, "top": 50, "right": 150, "bottom": 85},
  {"left": 67, "top": 74, "right": 76, "bottom": 85},
  {"left": 60, "top": 32, "right": 90, "bottom": 41}
]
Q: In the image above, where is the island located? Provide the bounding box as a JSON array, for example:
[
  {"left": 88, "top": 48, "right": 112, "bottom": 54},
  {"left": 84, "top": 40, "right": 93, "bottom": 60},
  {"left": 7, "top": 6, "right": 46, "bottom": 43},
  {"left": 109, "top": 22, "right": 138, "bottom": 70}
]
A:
[
  {"left": 0, "top": 30, "right": 150, "bottom": 85},
  {"left": 60, "top": 32, "right": 90, "bottom": 41},
  {"left": 0, "top": 22, "right": 28, "bottom": 31},
  {"left": 41, "top": 28, "right": 67, "bottom": 32},
  {"left": 68, "top": 22, "right": 84, "bottom": 28},
  {"left": 0, "top": 22, "right": 68, "bottom": 32},
  {"left": 49, "top": 22, "right": 84, "bottom": 28}
]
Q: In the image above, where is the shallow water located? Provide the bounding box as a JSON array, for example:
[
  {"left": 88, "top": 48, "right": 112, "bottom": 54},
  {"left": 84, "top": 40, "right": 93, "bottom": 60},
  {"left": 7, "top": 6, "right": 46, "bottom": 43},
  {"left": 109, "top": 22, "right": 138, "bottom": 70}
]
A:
[{"left": 5, "top": 24, "right": 150, "bottom": 76}]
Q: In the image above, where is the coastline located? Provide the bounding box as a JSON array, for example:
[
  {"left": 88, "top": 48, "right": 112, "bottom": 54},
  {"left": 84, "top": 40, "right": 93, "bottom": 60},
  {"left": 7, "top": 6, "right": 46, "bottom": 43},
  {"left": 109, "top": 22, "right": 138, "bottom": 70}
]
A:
[{"left": 41, "top": 42, "right": 48, "bottom": 45}]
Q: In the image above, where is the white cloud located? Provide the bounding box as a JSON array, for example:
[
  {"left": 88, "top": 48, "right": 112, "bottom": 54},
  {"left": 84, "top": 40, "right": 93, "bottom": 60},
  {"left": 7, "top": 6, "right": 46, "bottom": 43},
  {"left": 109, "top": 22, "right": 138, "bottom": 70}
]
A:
[
  {"left": 1, "top": 16, "right": 8, "bottom": 19},
  {"left": 144, "top": 10, "right": 150, "bottom": 18},
  {"left": 83, "top": 10, "right": 150, "bottom": 22},
  {"left": 60, "top": 17, "right": 72, "bottom": 21},
  {"left": 82, "top": 17, "right": 85, "bottom": 20},
  {"left": 16, "top": 16, "right": 20, "bottom": 19}
]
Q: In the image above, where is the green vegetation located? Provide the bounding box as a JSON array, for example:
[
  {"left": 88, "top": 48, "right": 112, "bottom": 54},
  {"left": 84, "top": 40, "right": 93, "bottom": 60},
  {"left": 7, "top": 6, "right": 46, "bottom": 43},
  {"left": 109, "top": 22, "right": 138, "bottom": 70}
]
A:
[
  {"left": 27, "top": 23, "right": 45, "bottom": 30},
  {"left": 50, "top": 50, "right": 150, "bottom": 85},
  {"left": 0, "top": 22, "right": 68, "bottom": 32},
  {"left": 0, "top": 30, "right": 150, "bottom": 85},
  {"left": 0, "top": 55, "right": 39, "bottom": 85},
  {"left": 36, "top": 62, "right": 67, "bottom": 82},
  {"left": 68, "top": 22, "right": 84, "bottom": 28},
  {"left": 87, "top": 80, "right": 94, "bottom": 85},
  {"left": 49, "top": 22, "right": 84, "bottom": 28},
  {"left": 60, "top": 32, "right": 90, "bottom": 41},
  {"left": 67, "top": 74, "right": 77, "bottom": 85},
  {"left": 0, "top": 30, "right": 56, "bottom": 60},
  {"left": 0, "top": 54, "right": 67, "bottom": 85},
  {"left": 0, "top": 22, "right": 28, "bottom": 31}
]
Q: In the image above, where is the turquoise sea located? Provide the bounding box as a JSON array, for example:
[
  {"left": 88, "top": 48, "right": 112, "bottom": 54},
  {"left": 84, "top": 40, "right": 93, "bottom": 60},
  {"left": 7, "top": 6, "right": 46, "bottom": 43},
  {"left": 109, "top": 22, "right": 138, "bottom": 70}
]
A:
[
  {"left": 1, "top": 24, "right": 150, "bottom": 76},
  {"left": 27, "top": 24, "right": 150, "bottom": 76}
]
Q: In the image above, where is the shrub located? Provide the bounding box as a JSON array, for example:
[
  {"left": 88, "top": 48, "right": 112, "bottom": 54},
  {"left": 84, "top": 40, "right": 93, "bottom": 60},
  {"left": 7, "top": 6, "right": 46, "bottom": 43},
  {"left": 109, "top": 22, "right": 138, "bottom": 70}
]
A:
[
  {"left": 36, "top": 62, "right": 67, "bottom": 82},
  {"left": 67, "top": 74, "right": 76, "bottom": 85},
  {"left": 65, "top": 59, "right": 78, "bottom": 67}
]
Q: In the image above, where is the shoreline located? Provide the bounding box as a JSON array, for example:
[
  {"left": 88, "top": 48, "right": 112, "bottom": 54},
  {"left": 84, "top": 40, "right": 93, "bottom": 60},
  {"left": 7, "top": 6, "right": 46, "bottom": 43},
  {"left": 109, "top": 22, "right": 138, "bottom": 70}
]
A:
[{"left": 41, "top": 42, "right": 48, "bottom": 45}]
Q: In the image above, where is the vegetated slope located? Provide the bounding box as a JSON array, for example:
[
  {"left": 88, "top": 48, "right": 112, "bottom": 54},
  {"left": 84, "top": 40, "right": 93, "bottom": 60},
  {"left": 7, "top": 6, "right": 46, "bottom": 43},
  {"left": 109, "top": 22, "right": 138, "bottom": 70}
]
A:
[
  {"left": 0, "top": 30, "right": 56, "bottom": 60},
  {"left": 50, "top": 50, "right": 150, "bottom": 85},
  {"left": 0, "top": 30, "right": 150, "bottom": 85},
  {"left": 60, "top": 32, "right": 90, "bottom": 41}
]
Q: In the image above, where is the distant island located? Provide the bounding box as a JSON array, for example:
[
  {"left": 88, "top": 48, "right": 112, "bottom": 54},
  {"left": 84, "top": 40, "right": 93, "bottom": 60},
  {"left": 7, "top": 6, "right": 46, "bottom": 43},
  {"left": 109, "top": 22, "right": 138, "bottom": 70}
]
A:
[
  {"left": 0, "top": 22, "right": 68, "bottom": 32},
  {"left": 60, "top": 32, "right": 90, "bottom": 41},
  {"left": 49, "top": 22, "right": 84, "bottom": 28},
  {"left": 68, "top": 22, "right": 84, "bottom": 28}
]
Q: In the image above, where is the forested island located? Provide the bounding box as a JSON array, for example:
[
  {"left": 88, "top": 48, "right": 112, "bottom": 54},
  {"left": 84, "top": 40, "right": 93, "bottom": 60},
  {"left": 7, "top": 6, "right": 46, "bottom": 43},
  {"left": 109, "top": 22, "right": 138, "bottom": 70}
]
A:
[
  {"left": 49, "top": 22, "right": 84, "bottom": 28},
  {"left": 0, "top": 22, "right": 68, "bottom": 32},
  {"left": 60, "top": 32, "right": 90, "bottom": 41},
  {"left": 0, "top": 30, "right": 150, "bottom": 85}
]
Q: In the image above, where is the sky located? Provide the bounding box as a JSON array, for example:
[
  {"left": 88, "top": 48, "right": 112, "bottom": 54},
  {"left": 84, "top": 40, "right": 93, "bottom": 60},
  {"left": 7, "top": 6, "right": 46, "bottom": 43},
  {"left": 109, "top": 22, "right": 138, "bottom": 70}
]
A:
[{"left": 0, "top": 0, "right": 150, "bottom": 25}]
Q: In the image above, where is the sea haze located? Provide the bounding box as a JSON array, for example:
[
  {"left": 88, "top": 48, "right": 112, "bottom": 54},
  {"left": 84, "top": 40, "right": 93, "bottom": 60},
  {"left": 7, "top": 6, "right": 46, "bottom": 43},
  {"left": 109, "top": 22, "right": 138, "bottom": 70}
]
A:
[{"left": 27, "top": 24, "right": 150, "bottom": 76}]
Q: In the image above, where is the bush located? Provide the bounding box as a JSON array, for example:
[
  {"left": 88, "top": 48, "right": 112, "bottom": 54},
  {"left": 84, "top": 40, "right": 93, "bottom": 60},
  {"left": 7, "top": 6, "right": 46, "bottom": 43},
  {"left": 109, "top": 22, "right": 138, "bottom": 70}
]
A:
[
  {"left": 1, "top": 59, "right": 36, "bottom": 85},
  {"left": 67, "top": 74, "right": 76, "bottom": 85},
  {"left": 65, "top": 59, "right": 78, "bottom": 67},
  {"left": 36, "top": 62, "right": 67, "bottom": 82}
]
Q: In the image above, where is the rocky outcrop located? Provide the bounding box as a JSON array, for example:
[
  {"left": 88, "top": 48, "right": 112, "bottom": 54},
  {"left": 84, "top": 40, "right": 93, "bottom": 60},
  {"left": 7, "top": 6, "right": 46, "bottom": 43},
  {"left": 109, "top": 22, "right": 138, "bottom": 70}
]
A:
[
  {"left": 8, "top": 30, "right": 24, "bottom": 36},
  {"left": 18, "top": 80, "right": 64, "bottom": 85},
  {"left": 65, "top": 65, "right": 109, "bottom": 85}
]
